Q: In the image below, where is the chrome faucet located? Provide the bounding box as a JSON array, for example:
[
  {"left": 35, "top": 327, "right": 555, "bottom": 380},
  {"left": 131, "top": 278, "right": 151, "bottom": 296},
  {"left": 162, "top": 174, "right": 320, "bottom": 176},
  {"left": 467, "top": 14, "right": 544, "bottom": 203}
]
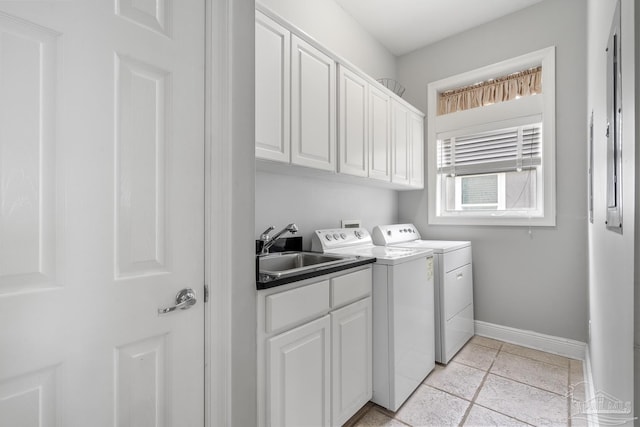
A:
[{"left": 259, "top": 223, "right": 298, "bottom": 255}]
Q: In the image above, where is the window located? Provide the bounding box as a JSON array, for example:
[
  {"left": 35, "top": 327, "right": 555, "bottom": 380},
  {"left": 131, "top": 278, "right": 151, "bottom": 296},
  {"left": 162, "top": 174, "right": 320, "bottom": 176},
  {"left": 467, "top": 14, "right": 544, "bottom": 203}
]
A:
[
  {"left": 427, "top": 47, "right": 555, "bottom": 226},
  {"left": 438, "top": 119, "right": 542, "bottom": 216}
]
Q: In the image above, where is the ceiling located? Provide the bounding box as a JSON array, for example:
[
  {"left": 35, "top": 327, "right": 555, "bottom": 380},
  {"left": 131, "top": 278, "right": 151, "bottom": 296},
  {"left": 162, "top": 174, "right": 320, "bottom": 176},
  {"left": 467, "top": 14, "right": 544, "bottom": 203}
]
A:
[{"left": 333, "top": 0, "right": 544, "bottom": 56}]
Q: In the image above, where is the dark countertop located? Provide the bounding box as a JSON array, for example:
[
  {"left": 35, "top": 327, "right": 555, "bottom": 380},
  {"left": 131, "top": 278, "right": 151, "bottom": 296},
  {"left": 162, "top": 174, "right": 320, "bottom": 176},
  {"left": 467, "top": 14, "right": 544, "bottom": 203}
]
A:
[{"left": 256, "top": 256, "right": 376, "bottom": 290}]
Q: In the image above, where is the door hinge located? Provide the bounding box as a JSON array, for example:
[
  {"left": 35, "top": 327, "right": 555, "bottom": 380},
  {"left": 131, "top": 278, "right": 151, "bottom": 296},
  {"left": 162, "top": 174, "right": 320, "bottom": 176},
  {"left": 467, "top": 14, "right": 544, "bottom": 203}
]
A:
[{"left": 204, "top": 284, "right": 209, "bottom": 303}]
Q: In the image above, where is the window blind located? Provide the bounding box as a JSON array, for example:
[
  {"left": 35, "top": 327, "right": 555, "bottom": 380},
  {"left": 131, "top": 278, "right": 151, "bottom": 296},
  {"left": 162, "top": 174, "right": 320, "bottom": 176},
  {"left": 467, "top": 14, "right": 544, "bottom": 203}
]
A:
[{"left": 437, "top": 123, "right": 541, "bottom": 176}]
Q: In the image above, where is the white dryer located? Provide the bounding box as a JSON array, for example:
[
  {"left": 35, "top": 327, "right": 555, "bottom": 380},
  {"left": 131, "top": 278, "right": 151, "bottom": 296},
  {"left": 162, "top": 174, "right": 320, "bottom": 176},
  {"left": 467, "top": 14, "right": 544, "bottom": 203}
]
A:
[
  {"left": 312, "top": 228, "right": 435, "bottom": 412},
  {"left": 372, "top": 224, "right": 474, "bottom": 364}
]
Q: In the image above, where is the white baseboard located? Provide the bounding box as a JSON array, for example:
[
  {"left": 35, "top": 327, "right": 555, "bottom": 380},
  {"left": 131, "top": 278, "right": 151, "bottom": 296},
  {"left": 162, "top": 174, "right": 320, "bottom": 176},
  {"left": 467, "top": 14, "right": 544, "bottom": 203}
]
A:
[
  {"left": 474, "top": 320, "right": 587, "bottom": 360},
  {"left": 584, "top": 345, "right": 598, "bottom": 427}
]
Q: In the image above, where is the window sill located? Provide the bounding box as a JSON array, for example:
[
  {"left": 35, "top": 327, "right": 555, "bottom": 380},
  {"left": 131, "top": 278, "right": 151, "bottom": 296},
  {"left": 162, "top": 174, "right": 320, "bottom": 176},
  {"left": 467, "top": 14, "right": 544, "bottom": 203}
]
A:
[{"left": 428, "top": 213, "right": 556, "bottom": 227}]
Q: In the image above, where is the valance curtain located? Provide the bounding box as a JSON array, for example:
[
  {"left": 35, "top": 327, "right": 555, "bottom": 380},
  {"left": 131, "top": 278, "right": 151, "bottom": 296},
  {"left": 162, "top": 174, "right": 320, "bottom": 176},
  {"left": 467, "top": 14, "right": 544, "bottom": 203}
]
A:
[{"left": 438, "top": 66, "right": 542, "bottom": 115}]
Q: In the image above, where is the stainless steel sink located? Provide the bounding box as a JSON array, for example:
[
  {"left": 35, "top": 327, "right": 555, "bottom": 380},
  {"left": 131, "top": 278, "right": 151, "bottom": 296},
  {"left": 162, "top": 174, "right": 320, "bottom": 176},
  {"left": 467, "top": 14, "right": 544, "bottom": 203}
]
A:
[{"left": 258, "top": 251, "right": 357, "bottom": 281}]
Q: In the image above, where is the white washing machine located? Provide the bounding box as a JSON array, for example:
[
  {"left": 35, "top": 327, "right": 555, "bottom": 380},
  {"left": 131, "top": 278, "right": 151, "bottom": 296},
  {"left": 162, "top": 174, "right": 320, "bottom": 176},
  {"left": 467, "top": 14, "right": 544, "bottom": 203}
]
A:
[
  {"left": 372, "top": 224, "right": 474, "bottom": 364},
  {"left": 312, "top": 228, "right": 435, "bottom": 412}
]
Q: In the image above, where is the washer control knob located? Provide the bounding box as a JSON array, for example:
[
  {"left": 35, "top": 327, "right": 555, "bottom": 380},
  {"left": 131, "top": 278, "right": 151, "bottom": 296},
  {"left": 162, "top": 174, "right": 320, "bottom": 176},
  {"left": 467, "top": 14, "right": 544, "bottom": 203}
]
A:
[
  {"left": 340, "top": 233, "right": 346, "bottom": 239},
  {"left": 354, "top": 230, "right": 362, "bottom": 239},
  {"left": 325, "top": 234, "right": 332, "bottom": 241},
  {"left": 387, "top": 230, "right": 392, "bottom": 236},
  {"left": 333, "top": 233, "right": 340, "bottom": 240}
]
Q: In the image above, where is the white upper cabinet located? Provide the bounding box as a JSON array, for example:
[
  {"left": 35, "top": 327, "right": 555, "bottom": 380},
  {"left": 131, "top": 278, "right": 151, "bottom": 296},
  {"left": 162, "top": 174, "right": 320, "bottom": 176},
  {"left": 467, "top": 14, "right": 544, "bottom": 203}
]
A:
[
  {"left": 254, "top": 7, "right": 424, "bottom": 189},
  {"left": 390, "top": 100, "right": 425, "bottom": 189},
  {"left": 291, "top": 35, "right": 336, "bottom": 171},
  {"left": 338, "top": 65, "right": 369, "bottom": 177},
  {"left": 368, "top": 85, "right": 391, "bottom": 182},
  {"left": 255, "top": 11, "right": 290, "bottom": 163},
  {"left": 409, "top": 111, "right": 425, "bottom": 188},
  {"left": 391, "top": 99, "right": 410, "bottom": 186}
]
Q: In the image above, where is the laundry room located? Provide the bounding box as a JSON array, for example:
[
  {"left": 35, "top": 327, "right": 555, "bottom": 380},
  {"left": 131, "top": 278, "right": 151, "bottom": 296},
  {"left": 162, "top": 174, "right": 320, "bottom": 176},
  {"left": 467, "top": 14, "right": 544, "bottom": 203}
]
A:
[
  {"left": 0, "top": 0, "right": 636, "bottom": 426},
  {"left": 254, "top": 0, "right": 637, "bottom": 425}
]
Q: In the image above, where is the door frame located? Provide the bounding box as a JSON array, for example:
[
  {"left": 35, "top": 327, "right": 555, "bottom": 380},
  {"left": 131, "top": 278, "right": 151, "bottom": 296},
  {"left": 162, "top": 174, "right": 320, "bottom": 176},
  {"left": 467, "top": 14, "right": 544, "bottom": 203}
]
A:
[{"left": 205, "top": 0, "right": 257, "bottom": 426}]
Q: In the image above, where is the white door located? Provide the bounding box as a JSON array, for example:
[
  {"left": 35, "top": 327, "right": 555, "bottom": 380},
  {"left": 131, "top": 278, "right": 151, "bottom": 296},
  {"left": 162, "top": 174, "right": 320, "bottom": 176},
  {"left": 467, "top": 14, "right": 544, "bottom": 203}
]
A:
[{"left": 0, "top": 2, "right": 205, "bottom": 426}]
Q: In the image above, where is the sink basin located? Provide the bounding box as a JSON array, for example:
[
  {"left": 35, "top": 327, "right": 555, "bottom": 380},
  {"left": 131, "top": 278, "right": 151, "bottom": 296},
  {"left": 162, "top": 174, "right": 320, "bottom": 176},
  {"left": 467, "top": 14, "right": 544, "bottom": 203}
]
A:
[{"left": 258, "top": 251, "right": 356, "bottom": 281}]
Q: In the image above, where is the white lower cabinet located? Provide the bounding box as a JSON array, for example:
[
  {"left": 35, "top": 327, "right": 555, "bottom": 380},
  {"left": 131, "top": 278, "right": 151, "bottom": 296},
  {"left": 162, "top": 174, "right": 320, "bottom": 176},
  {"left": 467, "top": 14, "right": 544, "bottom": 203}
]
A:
[
  {"left": 268, "top": 315, "right": 331, "bottom": 427},
  {"left": 258, "top": 267, "right": 373, "bottom": 427},
  {"left": 331, "top": 297, "right": 372, "bottom": 426}
]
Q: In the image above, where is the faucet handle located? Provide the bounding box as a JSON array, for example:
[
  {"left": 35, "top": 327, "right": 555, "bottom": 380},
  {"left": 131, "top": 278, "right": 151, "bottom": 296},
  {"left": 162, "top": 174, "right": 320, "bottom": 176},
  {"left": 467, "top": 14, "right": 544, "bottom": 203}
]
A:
[{"left": 260, "top": 226, "right": 275, "bottom": 240}]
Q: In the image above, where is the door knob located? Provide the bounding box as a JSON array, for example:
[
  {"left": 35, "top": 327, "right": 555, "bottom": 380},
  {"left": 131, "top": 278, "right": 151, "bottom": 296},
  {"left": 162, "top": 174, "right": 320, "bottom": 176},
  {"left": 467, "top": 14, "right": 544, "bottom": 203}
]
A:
[{"left": 158, "top": 288, "right": 197, "bottom": 315}]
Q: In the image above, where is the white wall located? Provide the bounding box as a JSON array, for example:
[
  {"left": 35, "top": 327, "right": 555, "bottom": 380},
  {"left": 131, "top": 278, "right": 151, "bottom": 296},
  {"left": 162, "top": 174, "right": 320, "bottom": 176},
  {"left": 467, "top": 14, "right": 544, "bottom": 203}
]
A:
[
  {"left": 255, "top": 172, "right": 398, "bottom": 250},
  {"left": 587, "top": 0, "right": 636, "bottom": 422},
  {"left": 254, "top": 1, "right": 401, "bottom": 246},
  {"left": 396, "top": 0, "right": 589, "bottom": 342},
  {"left": 210, "top": 0, "right": 257, "bottom": 425},
  {"left": 257, "top": 0, "right": 396, "bottom": 79},
  {"left": 636, "top": 0, "right": 640, "bottom": 416}
]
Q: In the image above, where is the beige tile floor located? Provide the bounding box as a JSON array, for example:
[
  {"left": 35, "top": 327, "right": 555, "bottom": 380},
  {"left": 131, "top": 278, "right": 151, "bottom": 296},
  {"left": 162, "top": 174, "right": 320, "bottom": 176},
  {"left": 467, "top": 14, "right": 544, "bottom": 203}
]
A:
[{"left": 345, "top": 336, "right": 587, "bottom": 427}]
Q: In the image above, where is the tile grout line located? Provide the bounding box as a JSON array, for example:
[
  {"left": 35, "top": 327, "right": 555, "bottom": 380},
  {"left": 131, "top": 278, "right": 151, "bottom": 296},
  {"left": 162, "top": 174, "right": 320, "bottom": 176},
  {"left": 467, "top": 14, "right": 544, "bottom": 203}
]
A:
[
  {"left": 457, "top": 342, "right": 503, "bottom": 426},
  {"left": 484, "top": 342, "right": 573, "bottom": 399},
  {"left": 460, "top": 343, "right": 538, "bottom": 427},
  {"left": 487, "top": 371, "right": 570, "bottom": 398},
  {"left": 350, "top": 337, "right": 575, "bottom": 427}
]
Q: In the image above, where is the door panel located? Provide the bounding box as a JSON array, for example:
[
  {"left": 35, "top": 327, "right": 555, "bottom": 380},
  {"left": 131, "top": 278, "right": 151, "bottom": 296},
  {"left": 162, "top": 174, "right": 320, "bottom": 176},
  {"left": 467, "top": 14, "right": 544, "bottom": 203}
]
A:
[
  {"left": 115, "top": 55, "right": 170, "bottom": 278},
  {"left": 0, "top": 10, "right": 58, "bottom": 295},
  {"left": 0, "top": 2, "right": 205, "bottom": 426}
]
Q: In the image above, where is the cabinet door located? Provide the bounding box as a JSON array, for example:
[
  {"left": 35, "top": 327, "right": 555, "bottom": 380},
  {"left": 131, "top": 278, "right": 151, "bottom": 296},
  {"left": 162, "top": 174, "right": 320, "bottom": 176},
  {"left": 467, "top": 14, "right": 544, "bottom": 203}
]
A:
[
  {"left": 268, "top": 315, "right": 331, "bottom": 427},
  {"left": 331, "top": 298, "right": 373, "bottom": 426},
  {"left": 255, "top": 12, "right": 290, "bottom": 162},
  {"left": 291, "top": 35, "right": 336, "bottom": 171},
  {"left": 338, "top": 66, "right": 368, "bottom": 177},
  {"left": 368, "top": 85, "right": 391, "bottom": 181},
  {"left": 409, "top": 111, "right": 424, "bottom": 188},
  {"left": 391, "top": 100, "right": 410, "bottom": 185}
]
